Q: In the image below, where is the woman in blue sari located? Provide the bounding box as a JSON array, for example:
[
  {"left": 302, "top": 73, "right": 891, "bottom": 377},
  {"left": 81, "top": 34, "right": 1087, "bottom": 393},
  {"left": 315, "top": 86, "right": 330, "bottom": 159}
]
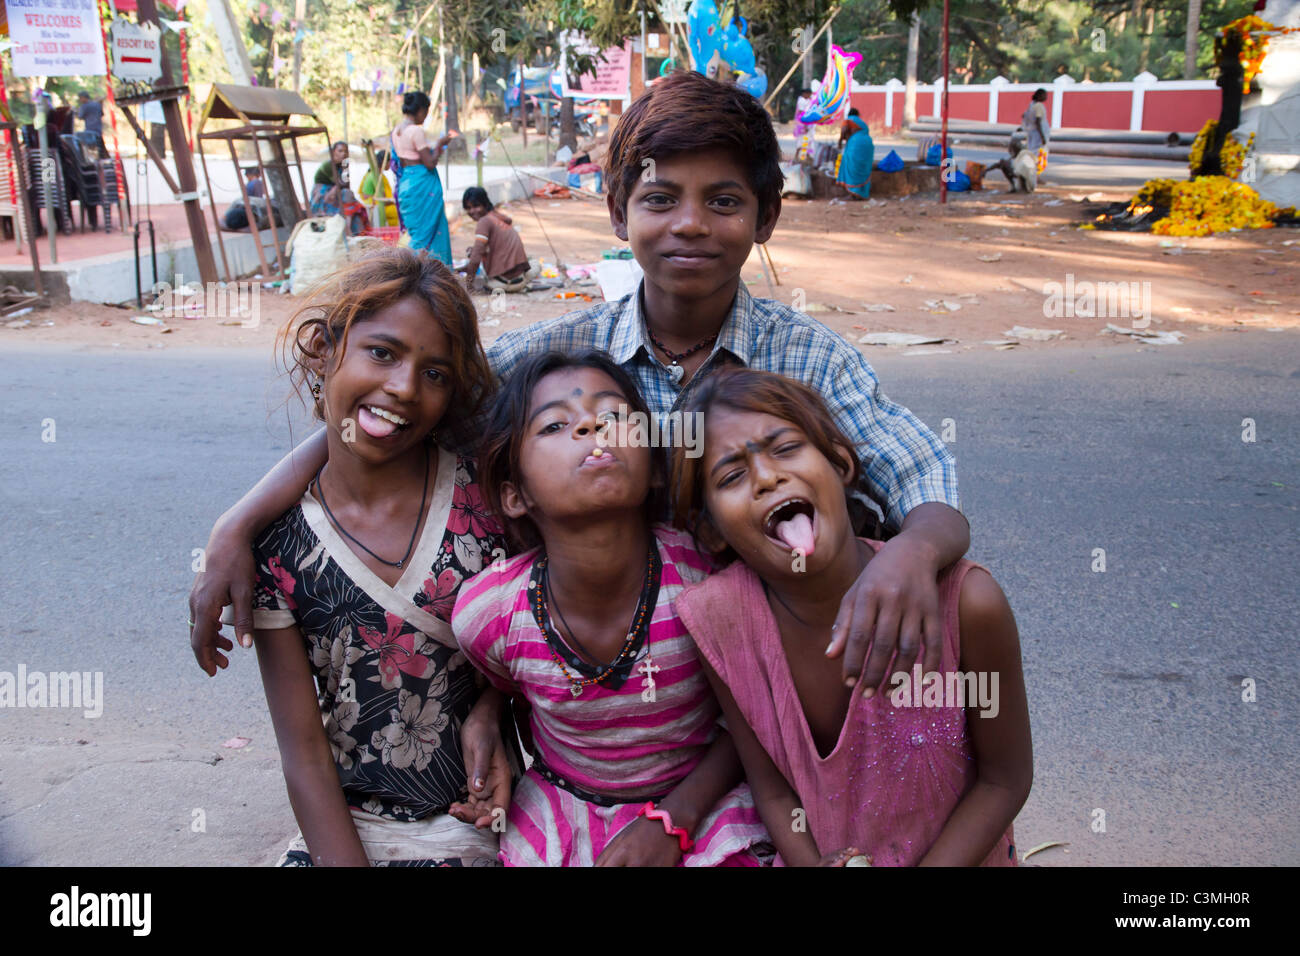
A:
[
  {"left": 390, "top": 91, "right": 457, "bottom": 262},
  {"left": 837, "top": 108, "right": 874, "bottom": 199}
]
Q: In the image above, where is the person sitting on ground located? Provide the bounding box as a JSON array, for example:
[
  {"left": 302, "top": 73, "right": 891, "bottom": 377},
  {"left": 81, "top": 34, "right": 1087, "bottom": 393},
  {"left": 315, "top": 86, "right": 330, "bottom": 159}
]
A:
[
  {"left": 311, "top": 141, "right": 369, "bottom": 234},
  {"left": 836, "top": 108, "right": 874, "bottom": 199},
  {"left": 987, "top": 136, "right": 1038, "bottom": 194},
  {"left": 566, "top": 133, "right": 608, "bottom": 193},
  {"left": 457, "top": 186, "right": 531, "bottom": 293},
  {"left": 223, "top": 167, "right": 270, "bottom": 231}
]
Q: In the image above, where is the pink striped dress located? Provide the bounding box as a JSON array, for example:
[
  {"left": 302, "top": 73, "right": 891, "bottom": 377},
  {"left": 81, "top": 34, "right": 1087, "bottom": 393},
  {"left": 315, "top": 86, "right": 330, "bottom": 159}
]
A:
[
  {"left": 675, "top": 541, "right": 1017, "bottom": 867},
  {"left": 451, "top": 524, "right": 770, "bottom": 866}
]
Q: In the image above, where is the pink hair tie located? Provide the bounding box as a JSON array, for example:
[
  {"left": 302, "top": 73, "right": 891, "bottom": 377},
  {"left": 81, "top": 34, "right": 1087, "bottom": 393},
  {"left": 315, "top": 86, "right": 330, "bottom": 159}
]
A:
[{"left": 638, "top": 802, "right": 694, "bottom": 853}]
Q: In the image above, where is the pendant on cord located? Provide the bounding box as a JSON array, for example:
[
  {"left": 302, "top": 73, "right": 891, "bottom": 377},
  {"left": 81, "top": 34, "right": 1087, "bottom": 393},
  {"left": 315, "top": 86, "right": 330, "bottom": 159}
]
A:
[{"left": 668, "top": 362, "right": 684, "bottom": 384}]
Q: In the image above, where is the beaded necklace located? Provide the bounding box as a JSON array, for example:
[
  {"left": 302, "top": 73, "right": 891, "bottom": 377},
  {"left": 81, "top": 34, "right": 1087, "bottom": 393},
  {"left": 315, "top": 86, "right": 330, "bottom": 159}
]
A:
[{"left": 530, "top": 547, "right": 660, "bottom": 698}]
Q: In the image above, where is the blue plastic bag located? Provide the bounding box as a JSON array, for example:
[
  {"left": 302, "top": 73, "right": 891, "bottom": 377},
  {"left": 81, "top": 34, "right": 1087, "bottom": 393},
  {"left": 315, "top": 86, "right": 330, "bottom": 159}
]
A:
[
  {"left": 878, "top": 149, "right": 904, "bottom": 172},
  {"left": 947, "top": 169, "right": 971, "bottom": 192},
  {"left": 925, "top": 143, "right": 953, "bottom": 166}
]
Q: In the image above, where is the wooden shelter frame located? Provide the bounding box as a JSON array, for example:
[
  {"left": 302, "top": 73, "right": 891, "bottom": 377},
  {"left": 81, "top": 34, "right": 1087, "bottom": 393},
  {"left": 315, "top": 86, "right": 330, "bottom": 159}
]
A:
[{"left": 195, "top": 84, "right": 330, "bottom": 282}]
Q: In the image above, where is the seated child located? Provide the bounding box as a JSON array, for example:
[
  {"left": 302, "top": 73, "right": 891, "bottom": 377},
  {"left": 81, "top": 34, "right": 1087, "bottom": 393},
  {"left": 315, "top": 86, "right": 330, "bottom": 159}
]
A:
[
  {"left": 229, "top": 248, "right": 516, "bottom": 865},
  {"left": 670, "top": 368, "right": 1032, "bottom": 866},
  {"left": 457, "top": 187, "right": 531, "bottom": 292},
  {"left": 451, "top": 350, "right": 770, "bottom": 866}
]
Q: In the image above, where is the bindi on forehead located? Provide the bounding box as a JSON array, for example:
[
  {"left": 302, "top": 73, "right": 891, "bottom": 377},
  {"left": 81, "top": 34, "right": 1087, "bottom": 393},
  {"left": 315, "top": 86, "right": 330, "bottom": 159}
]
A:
[{"left": 571, "top": 388, "right": 583, "bottom": 397}]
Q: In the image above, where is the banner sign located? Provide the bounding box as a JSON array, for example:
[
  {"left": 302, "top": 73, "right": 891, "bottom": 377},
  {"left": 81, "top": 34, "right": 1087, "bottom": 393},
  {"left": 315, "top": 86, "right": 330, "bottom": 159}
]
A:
[
  {"left": 5, "top": 0, "right": 106, "bottom": 77},
  {"left": 559, "top": 32, "right": 632, "bottom": 102}
]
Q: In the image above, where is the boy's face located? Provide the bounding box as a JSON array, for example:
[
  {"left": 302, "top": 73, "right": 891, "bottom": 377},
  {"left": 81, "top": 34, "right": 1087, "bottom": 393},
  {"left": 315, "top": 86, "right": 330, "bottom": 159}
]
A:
[{"left": 609, "top": 148, "right": 778, "bottom": 303}]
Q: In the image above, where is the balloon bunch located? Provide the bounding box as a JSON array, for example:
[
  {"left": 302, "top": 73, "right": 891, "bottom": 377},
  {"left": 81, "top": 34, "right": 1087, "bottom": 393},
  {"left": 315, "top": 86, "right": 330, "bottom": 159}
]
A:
[
  {"left": 797, "top": 45, "right": 862, "bottom": 125},
  {"left": 686, "top": 0, "right": 768, "bottom": 99}
]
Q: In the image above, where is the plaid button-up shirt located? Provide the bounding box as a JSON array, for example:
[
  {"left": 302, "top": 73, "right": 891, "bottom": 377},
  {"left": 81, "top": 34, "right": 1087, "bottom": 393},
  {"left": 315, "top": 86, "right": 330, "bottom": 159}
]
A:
[{"left": 486, "top": 282, "right": 959, "bottom": 530}]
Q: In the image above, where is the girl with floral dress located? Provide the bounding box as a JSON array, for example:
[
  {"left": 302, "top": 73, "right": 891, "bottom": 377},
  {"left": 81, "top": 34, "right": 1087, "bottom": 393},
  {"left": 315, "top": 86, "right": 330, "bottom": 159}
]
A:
[
  {"left": 451, "top": 351, "right": 771, "bottom": 866},
  {"left": 233, "top": 249, "right": 516, "bottom": 866}
]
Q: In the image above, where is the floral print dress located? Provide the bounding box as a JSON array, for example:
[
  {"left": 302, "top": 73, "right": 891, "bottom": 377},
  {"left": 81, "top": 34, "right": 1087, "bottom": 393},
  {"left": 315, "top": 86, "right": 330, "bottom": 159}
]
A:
[{"left": 247, "top": 444, "right": 510, "bottom": 866}]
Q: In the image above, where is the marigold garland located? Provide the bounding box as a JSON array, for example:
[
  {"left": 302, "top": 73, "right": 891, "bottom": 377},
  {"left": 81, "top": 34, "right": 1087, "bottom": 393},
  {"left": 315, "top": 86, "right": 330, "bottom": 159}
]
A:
[
  {"left": 1149, "top": 176, "right": 1283, "bottom": 238},
  {"left": 1221, "top": 15, "right": 1300, "bottom": 94}
]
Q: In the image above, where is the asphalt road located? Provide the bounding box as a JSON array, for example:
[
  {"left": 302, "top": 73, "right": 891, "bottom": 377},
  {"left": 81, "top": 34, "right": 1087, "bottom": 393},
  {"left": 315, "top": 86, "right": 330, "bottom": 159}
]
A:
[{"left": 1, "top": 333, "right": 1297, "bottom": 866}]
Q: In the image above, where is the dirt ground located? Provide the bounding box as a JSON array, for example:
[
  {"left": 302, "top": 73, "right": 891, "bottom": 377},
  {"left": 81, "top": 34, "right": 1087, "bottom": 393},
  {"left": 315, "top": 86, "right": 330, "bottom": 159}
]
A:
[{"left": 7, "top": 180, "right": 1298, "bottom": 355}]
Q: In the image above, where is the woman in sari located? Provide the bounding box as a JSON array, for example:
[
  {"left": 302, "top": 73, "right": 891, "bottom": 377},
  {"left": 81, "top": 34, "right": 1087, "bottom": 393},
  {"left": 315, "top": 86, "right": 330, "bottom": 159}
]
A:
[
  {"left": 836, "top": 108, "right": 874, "bottom": 200},
  {"left": 391, "top": 92, "right": 457, "bottom": 263}
]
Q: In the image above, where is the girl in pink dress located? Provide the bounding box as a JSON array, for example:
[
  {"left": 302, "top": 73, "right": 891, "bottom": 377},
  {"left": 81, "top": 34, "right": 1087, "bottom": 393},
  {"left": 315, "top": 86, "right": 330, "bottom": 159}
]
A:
[
  {"left": 451, "top": 351, "right": 770, "bottom": 866},
  {"left": 670, "top": 367, "right": 1032, "bottom": 866}
]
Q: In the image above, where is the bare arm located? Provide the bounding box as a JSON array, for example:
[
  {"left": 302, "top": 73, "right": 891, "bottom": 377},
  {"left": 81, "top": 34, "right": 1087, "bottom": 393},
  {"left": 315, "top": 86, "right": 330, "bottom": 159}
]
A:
[
  {"left": 254, "top": 623, "right": 370, "bottom": 866},
  {"left": 594, "top": 720, "right": 747, "bottom": 866},
  {"left": 698, "top": 657, "right": 828, "bottom": 866},
  {"left": 418, "top": 132, "right": 455, "bottom": 171},
  {"left": 918, "top": 568, "right": 1032, "bottom": 865},
  {"left": 189, "top": 428, "right": 328, "bottom": 675}
]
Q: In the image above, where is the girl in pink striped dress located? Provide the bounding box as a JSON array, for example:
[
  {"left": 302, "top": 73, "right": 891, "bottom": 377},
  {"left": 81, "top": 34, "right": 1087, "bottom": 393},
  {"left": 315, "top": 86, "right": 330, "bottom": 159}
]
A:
[
  {"left": 451, "top": 351, "right": 770, "bottom": 866},
  {"left": 670, "top": 368, "right": 1033, "bottom": 866}
]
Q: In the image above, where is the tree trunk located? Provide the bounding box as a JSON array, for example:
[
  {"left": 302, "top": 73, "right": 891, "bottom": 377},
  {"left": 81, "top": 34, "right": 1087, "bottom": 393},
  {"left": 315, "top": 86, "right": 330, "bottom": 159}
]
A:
[
  {"left": 292, "top": 0, "right": 306, "bottom": 92},
  {"left": 1184, "top": 0, "right": 1203, "bottom": 80},
  {"left": 801, "top": 25, "right": 815, "bottom": 90},
  {"left": 903, "top": 13, "right": 919, "bottom": 127},
  {"left": 1198, "top": 30, "right": 1243, "bottom": 176},
  {"left": 560, "top": 96, "right": 577, "bottom": 151}
]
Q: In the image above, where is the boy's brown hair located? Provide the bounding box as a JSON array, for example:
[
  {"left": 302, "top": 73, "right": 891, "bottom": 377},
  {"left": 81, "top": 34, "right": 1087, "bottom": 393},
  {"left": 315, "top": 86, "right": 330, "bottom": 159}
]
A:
[
  {"left": 605, "top": 71, "right": 784, "bottom": 220},
  {"left": 279, "top": 246, "right": 494, "bottom": 451},
  {"left": 671, "top": 367, "right": 859, "bottom": 563}
]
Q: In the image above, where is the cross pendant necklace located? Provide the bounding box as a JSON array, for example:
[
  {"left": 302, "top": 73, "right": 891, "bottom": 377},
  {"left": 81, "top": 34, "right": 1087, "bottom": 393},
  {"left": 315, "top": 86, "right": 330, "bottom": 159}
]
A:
[{"left": 638, "top": 656, "right": 661, "bottom": 703}]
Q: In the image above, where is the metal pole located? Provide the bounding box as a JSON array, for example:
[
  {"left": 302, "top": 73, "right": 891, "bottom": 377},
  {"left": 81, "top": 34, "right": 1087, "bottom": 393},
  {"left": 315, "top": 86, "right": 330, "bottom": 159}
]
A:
[
  {"left": 36, "top": 93, "right": 56, "bottom": 264},
  {"left": 940, "top": 0, "right": 951, "bottom": 205}
]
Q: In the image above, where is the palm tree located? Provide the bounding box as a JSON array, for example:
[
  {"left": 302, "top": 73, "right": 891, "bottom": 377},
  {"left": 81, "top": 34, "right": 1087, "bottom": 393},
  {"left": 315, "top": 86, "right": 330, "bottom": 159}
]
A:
[{"left": 1185, "top": 0, "right": 1203, "bottom": 80}]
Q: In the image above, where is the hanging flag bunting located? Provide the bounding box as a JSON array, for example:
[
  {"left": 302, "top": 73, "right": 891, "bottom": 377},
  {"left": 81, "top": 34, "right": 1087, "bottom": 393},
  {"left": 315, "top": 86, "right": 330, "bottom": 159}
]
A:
[{"left": 271, "top": 10, "right": 282, "bottom": 26}]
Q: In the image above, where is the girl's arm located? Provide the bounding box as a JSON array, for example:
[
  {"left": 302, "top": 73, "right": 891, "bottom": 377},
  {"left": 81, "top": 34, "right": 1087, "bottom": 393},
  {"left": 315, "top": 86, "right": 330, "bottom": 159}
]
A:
[
  {"left": 189, "top": 428, "right": 328, "bottom": 675},
  {"left": 918, "top": 568, "right": 1033, "bottom": 866},
  {"left": 699, "top": 657, "right": 830, "bottom": 866},
  {"left": 253, "top": 624, "right": 370, "bottom": 866}
]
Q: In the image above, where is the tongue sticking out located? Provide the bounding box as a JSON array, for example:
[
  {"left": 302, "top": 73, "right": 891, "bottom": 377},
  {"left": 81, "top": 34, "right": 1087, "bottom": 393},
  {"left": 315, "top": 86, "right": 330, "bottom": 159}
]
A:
[
  {"left": 358, "top": 406, "right": 399, "bottom": 439},
  {"left": 774, "top": 512, "right": 815, "bottom": 556}
]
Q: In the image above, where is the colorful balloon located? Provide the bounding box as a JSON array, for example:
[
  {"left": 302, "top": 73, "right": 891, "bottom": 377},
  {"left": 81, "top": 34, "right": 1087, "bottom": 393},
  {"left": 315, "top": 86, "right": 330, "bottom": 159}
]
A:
[{"left": 797, "top": 45, "right": 862, "bottom": 125}]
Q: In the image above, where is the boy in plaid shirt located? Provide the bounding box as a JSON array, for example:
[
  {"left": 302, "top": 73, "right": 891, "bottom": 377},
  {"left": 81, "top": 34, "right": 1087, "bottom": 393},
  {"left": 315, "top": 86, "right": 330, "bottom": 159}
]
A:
[{"left": 192, "top": 72, "right": 969, "bottom": 699}]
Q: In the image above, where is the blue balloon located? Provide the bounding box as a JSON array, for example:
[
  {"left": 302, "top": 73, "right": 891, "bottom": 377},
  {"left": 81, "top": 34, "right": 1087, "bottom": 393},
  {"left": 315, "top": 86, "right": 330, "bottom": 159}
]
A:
[
  {"left": 688, "top": 0, "right": 723, "bottom": 71},
  {"left": 737, "top": 72, "right": 767, "bottom": 99}
]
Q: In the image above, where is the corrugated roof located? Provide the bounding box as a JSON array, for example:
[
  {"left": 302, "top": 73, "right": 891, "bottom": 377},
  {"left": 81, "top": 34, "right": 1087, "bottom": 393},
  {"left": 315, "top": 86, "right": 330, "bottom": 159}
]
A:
[{"left": 207, "top": 84, "right": 318, "bottom": 122}]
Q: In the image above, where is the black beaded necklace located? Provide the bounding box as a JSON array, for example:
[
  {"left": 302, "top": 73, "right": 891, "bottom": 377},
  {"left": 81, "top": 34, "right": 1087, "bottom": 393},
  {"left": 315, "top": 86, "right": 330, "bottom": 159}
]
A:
[
  {"left": 313, "top": 449, "right": 430, "bottom": 570},
  {"left": 646, "top": 325, "right": 718, "bottom": 384}
]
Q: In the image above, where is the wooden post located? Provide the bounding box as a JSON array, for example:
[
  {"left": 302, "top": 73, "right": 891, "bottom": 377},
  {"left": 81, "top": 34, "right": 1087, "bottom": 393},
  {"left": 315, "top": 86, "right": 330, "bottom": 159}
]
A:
[{"left": 137, "top": 0, "right": 217, "bottom": 285}]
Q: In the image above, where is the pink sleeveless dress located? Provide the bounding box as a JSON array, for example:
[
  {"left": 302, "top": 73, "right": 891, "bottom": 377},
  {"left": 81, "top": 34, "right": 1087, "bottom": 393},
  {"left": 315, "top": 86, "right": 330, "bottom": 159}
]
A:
[{"left": 675, "top": 540, "right": 1017, "bottom": 867}]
